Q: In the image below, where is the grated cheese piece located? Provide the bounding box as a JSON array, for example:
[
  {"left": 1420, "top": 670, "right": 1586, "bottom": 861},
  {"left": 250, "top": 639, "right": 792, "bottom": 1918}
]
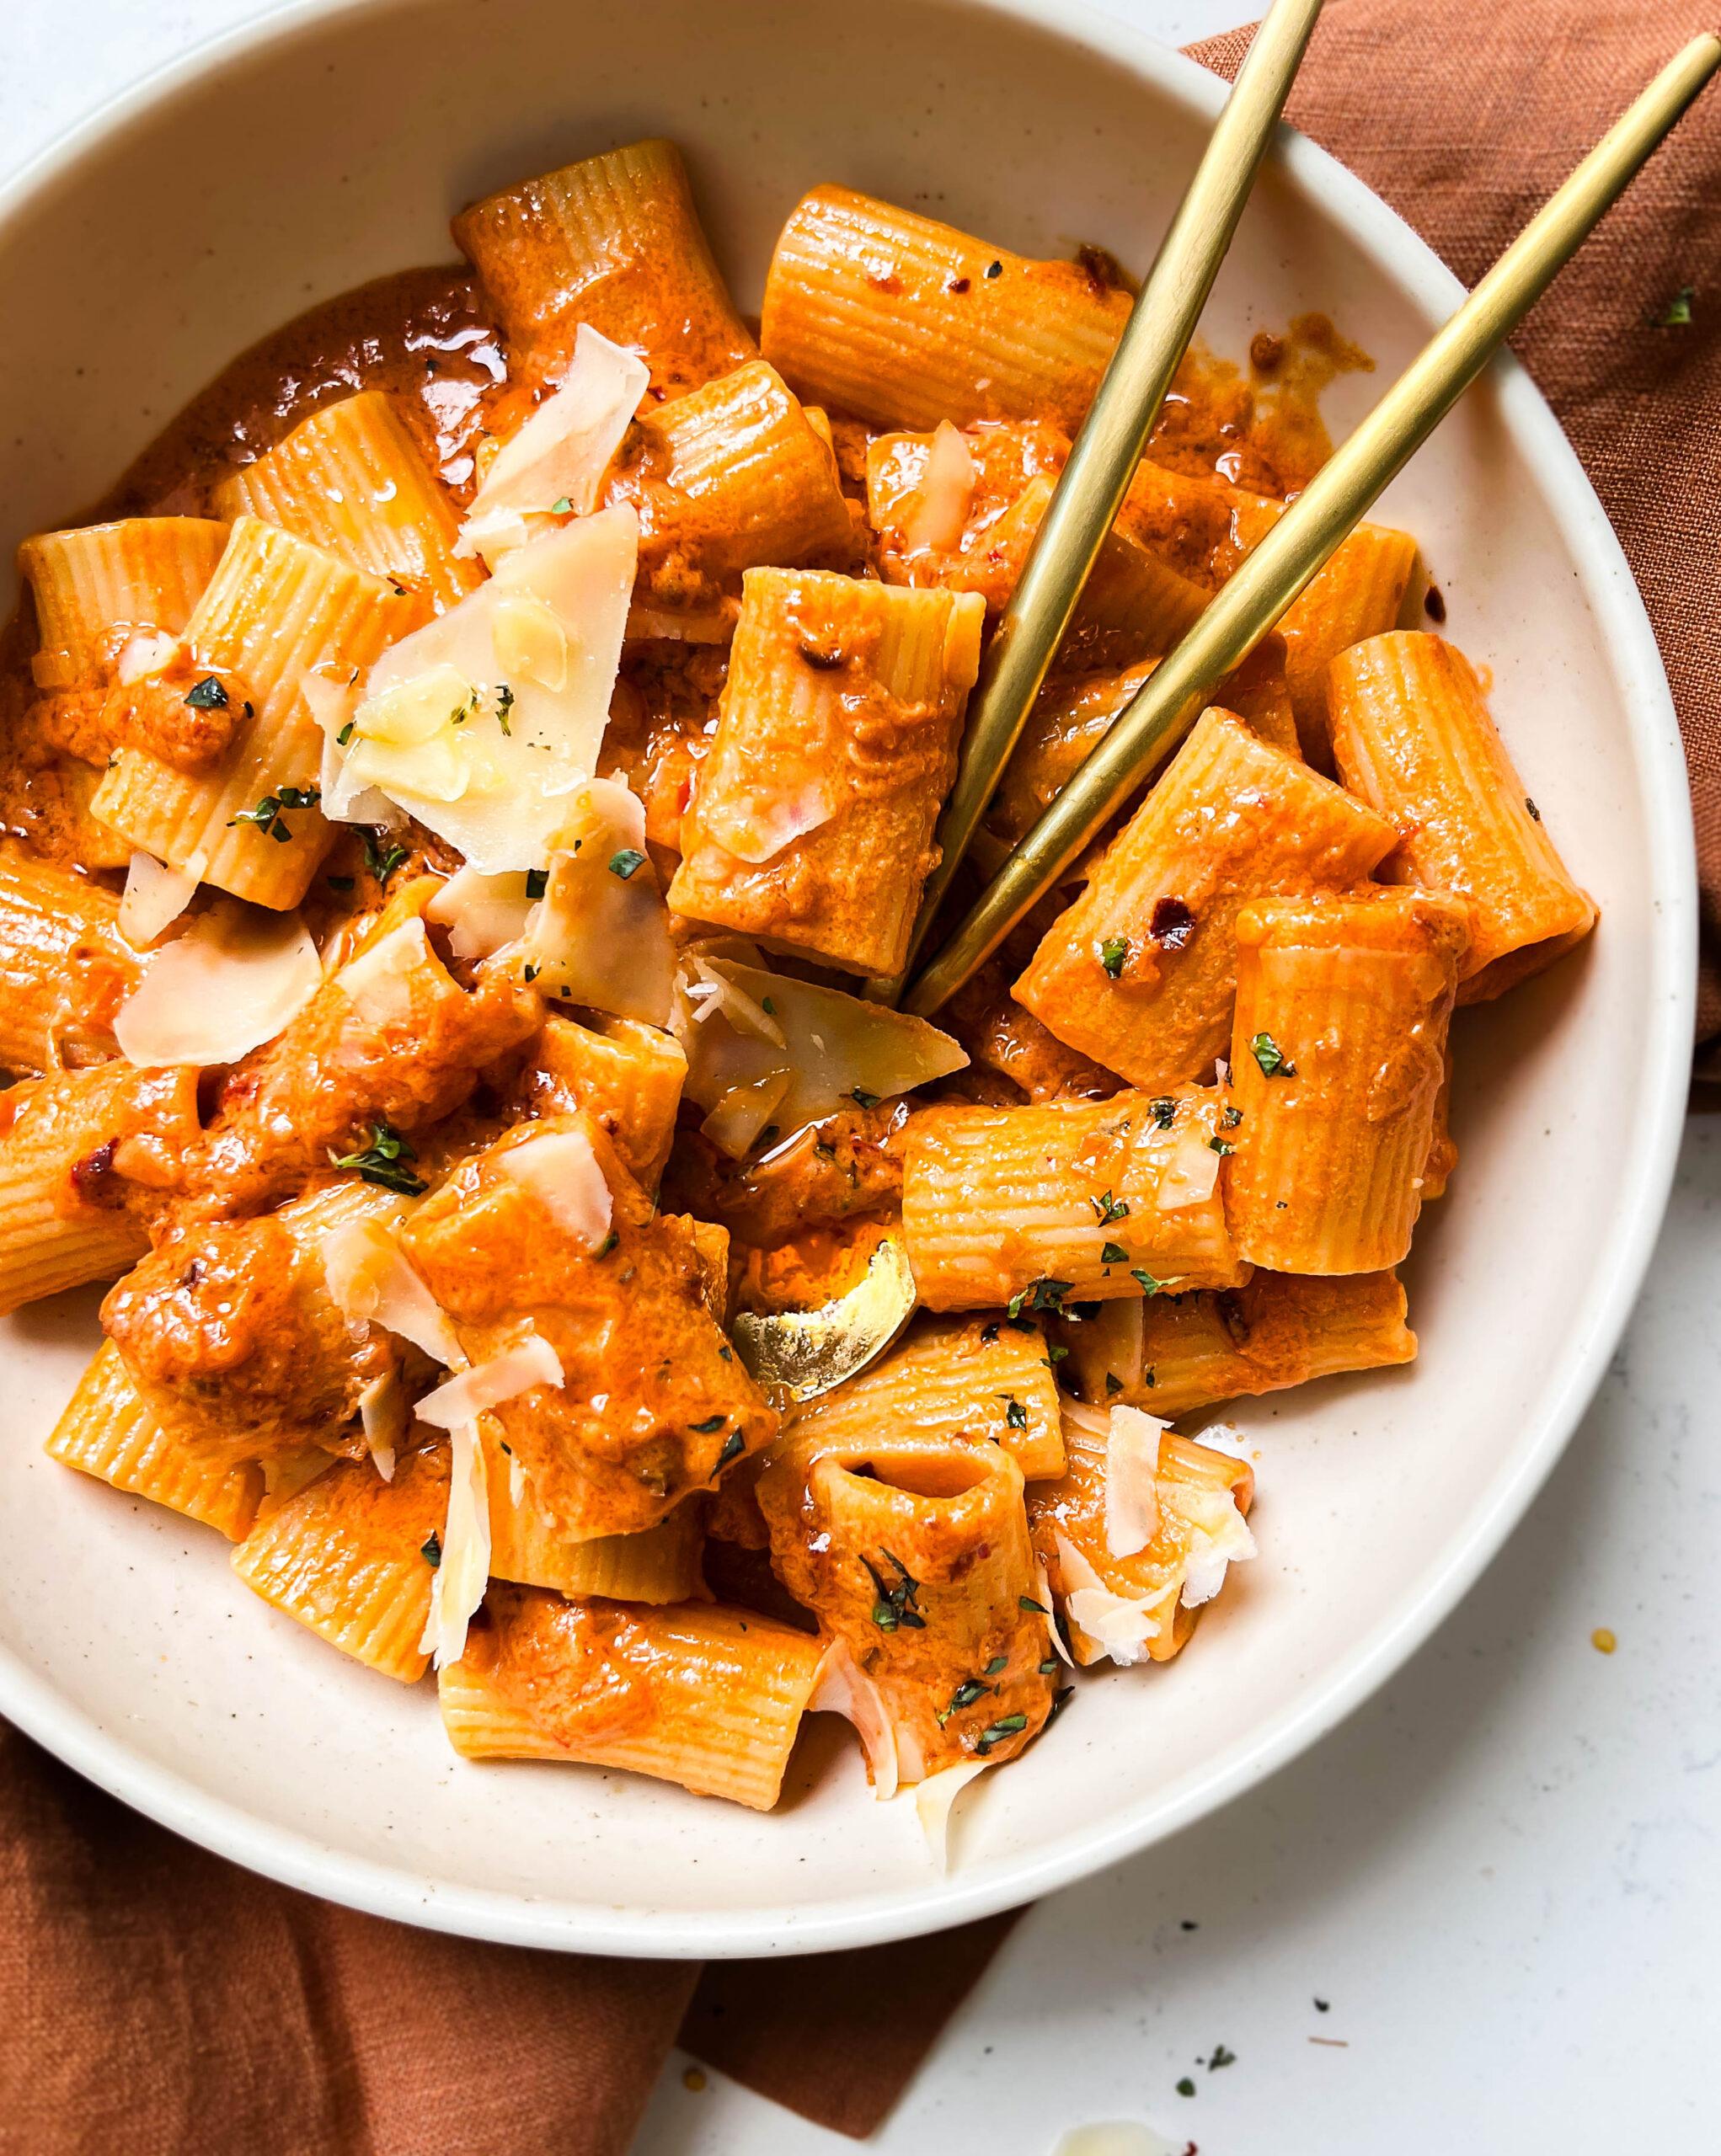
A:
[
  {"left": 357, "top": 1369, "right": 408, "bottom": 1482},
  {"left": 456, "top": 325, "right": 649, "bottom": 564},
  {"left": 498, "top": 1126, "right": 613, "bottom": 1249},
  {"left": 521, "top": 778, "right": 675, "bottom": 1024},
  {"left": 114, "top": 629, "right": 180, "bottom": 685},
  {"left": 327, "top": 508, "right": 638, "bottom": 873},
  {"left": 1054, "top": 1530, "right": 1162, "bottom": 1668},
  {"left": 414, "top": 1331, "right": 564, "bottom": 1429},
  {"left": 1156, "top": 1113, "right": 1221, "bottom": 1209},
  {"left": 420, "top": 1417, "right": 490, "bottom": 1669},
  {"left": 320, "top": 1215, "right": 465, "bottom": 1369},
  {"left": 117, "top": 850, "right": 201, "bottom": 949},
  {"left": 911, "top": 1758, "right": 990, "bottom": 1870},
  {"left": 424, "top": 865, "right": 536, "bottom": 961},
  {"left": 334, "top": 917, "right": 437, "bottom": 1030},
  {"left": 809, "top": 1637, "right": 900, "bottom": 1801},
  {"left": 903, "top": 419, "right": 976, "bottom": 553},
  {"left": 114, "top": 900, "right": 321, "bottom": 1066},
  {"left": 1104, "top": 1403, "right": 1170, "bottom": 1558},
  {"left": 1162, "top": 1480, "right": 1257, "bottom": 1609}
]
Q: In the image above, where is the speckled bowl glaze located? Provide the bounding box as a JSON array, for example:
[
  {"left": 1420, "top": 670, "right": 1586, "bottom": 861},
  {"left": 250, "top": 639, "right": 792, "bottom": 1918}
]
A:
[{"left": 0, "top": 0, "right": 1695, "bottom": 1957}]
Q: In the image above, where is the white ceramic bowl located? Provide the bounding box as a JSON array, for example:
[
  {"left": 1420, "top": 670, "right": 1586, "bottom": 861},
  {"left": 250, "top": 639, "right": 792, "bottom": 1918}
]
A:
[{"left": 0, "top": 0, "right": 1695, "bottom": 1958}]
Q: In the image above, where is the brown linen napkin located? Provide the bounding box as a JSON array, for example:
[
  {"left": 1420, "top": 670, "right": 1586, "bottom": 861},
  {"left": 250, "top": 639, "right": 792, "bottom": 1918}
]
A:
[
  {"left": 7, "top": 12, "right": 1719, "bottom": 2156},
  {"left": 1189, "top": 0, "right": 1721, "bottom": 1065}
]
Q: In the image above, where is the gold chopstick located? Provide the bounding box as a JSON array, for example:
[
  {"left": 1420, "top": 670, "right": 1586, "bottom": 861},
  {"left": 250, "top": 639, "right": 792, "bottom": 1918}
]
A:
[
  {"left": 903, "top": 29, "right": 1721, "bottom": 1020},
  {"left": 876, "top": 0, "right": 1328, "bottom": 1003}
]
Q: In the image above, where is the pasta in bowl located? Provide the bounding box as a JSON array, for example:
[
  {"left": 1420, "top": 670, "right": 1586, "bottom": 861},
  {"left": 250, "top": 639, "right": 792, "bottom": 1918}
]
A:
[{"left": 0, "top": 0, "right": 1689, "bottom": 1955}]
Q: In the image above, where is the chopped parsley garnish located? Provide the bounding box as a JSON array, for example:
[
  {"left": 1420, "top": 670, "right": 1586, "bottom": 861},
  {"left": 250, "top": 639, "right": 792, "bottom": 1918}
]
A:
[
  {"left": 985, "top": 259, "right": 1003, "bottom": 279},
  {"left": 1090, "top": 1188, "right": 1129, "bottom": 1225},
  {"left": 1100, "top": 1241, "right": 1129, "bottom": 1267},
  {"left": 938, "top": 1677, "right": 992, "bottom": 1726},
  {"left": 714, "top": 1429, "right": 746, "bottom": 1471},
  {"left": 1046, "top": 1684, "right": 1074, "bottom": 1725},
  {"left": 985, "top": 1654, "right": 1008, "bottom": 1675},
  {"left": 524, "top": 868, "right": 548, "bottom": 899},
  {"left": 975, "top": 1712, "right": 1028, "bottom": 1756},
  {"left": 1143, "top": 1366, "right": 1156, "bottom": 1388},
  {"left": 1652, "top": 284, "right": 1695, "bottom": 328},
  {"left": 761, "top": 995, "right": 777, "bottom": 1015},
  {"left": 1209, "top": 2044, "right": 1237, "bottom": 2072},
  {"left": 1007, "top": 1276, "right": 1073, "bottom": 1319},
  {"left": 420, "top": 1532, "right": 441, "bottom": 1568},
  {"left": 523, "top": 963, "right": 540, "bottom": 983},
  {"left": 326, "top": 873, "right": 355, "bottom": 892},
  {"left": 1001, "top": 1395, "right": 1028, "bottom": 1429},
  {"left": 1177, "top": 2079, "right": 1196, "bottom": 2099},
  {"left": 550, "top": 495, "right": 573, "bottom": 514},
  {"left": 1147, "top": 1096, "right": 1177, "bottom": 1129},
  {"left": 1249, "top": 1030, "right": 1295, "bottom": 1078},
  {"left": 494, "top": 683, "right": 515, "bottom": 735},
  {"left": 1098, "top": 934, "right": 1129, "bottom": 979},
  {"left": 228, "top": 784, "right": 318, "bottom": 842},
  {"left": 1222, "top": 1104, "right": 1243, "bottom": 1129},
  {"left": 865, "top": 1550, "right": 926, "bottom": 1631},
  {"left": 1019, "top": 1595, "right": 1048, "bottom": 1615},
  {"left": 361, "top": 829, "right": 409, "bottom": 882},
  {"left": 1039, "top": 1658, "right": 1059, "bottom": 1675},
  {"left": 1047, "top": 1342, "right": 1068, "bottom": 1364},
  {"left": 1526, "top": 796, "right": 1541, "bottom": 822},
  {"left": 851, "top": 1088, "right": 882, "bottom": 1110},
  {"left": 690, "top": 1413, "right": 727, "bottom": 1433},
  {"left": 184, "top": 675, "right": 228, "bottom": 710},
  {"left": 1208, "top": 1135, "right": 1235, "bottom": 1156},
  {"left": 1104, "top": 1371, "right": 1124, "bottom": 1396},
  {"left": 336, "top": 719, "right": 355, "bottom": 745},
  {"left": 608, "top": 847, "right": 647, "bottom": 879},
  {"left": 1131, "top": 1267, "right": 1164, "bottom": 1295},
  {"left": 595, "top": 1229, "right": 617, "bottom": 1257},
  {"left": 718, "top": 1345, "right": 733, "bottom": 1362},
  {"left": 328, "top": 1121, "right": 427, "bottom": 1196}
]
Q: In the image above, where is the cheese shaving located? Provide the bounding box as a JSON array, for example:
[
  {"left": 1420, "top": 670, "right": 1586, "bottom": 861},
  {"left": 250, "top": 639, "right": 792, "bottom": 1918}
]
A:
[
  {"left": 1162, "top": 1481, "right": 1258, "bottom": 1609},
  {"left": 424, "top": 866, "right": 536, "bottom": 961},
  {"left": 456, "top": 325, "right": 649, "bottom": 564},
  {"left": 1104, "top": 1403, "right": 1170, "bottom": 1558},
  {"left": 420, "top": 1417, "right": 490, "bottom": 1669},
  {"left": 334, "top": 917, "right": 436, "bottom": 1029},
  {"left": 1033, "top": 1551, "right": 1076, "bottom": 1668},
  {"left": 117, "top": 851, "right": 200, "bottom": 949},
  {"left": 1052, "top": 2127, "right": 1177, "bottom": 2156},
  {"left": 698, "top": 769, "right": 840, "bottom": 865},
  {"left": 114, "top": 900, "right": 321, "bottom": 1067},
  {"left": 903, "top": 420, "right": 976, "bottom": 553},
  {"left": 1156, "top": 1113, "right": 1221, "bottom": 1209},
  {"left": 911, "top": 1758, "right": 990, "bottom": 1871},
  {"left": 415, "top": 1331, "right": 564, "bottom": 1429},
  {"left": 498, "top": 1127, "right": 613, "bottom": 1249},
  {"left": 114, "top": 629, "right": 180, "bottom": 685},
  {"left": 1054, "top": 1529, "right": 1162, "bottom": 1668},
  {"left": 521, "top": 778, "right": 675, "bottom": 1024},
  {"left": 356, "top": 1369, "right": 407, "bottom": 1482},
  {"left": 320, "top": 1216, "right": 465, "bottom": 1368},
  {"left": 809, "top": 1638, "right": 900, "bottom": 1801}
]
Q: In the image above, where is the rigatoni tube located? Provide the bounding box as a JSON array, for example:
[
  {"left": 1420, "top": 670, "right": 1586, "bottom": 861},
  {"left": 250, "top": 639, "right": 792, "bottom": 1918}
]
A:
[
  {"left": 0, "top": 843, "right": 140, "bottom": 1075},
  {"left": 1328, "top": 632, "right": 1597, "bottom": 1001},
  {"left": 1227, "top": 887, "right": 1468, "bottom": 1273},
  {"left": 669, "top": 569, "right": 985, "bottom": 978},
  {"left": 901, "top": 1086, "right": 1247, "bottom": 1313},
  {"left": 762, "top": 186, "right": 1131, "bottom": 433},
  {"left": 1015, "top": 709, "right": 1396, "bottom": 1092},
  {"left": 19, "top": 516, "right": 227, "bottom": 680}
]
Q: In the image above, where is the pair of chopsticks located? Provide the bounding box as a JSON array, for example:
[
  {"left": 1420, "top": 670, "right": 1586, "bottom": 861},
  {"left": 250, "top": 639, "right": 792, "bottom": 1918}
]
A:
[{"left": 890, "top": 0, "right": 1720, "bottom": 1020}]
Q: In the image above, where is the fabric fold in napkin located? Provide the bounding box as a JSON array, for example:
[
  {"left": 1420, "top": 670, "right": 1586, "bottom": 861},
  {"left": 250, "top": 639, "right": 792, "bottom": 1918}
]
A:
[{"left": 6, "top": 8, "right": 1719, "bottom": 2156}]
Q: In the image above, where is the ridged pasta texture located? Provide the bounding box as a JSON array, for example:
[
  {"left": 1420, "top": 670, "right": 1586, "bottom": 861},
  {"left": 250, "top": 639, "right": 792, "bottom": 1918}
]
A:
[
  {"left": 0, "top": 1061, "right": 199, "bottom": 1314},
  {"left": 762, "top": 186, "right": 1132, "bottom": 433},
  {"left": 1328, "top": 632, "right": 1598, "bottom": 1001},
  {"left": 512, "top": 1011, "right": 687, "bottom": 1192},
  {"left": 901, "top": 1085, "right": 1247, "bottom": 1313},
  {"left": 669, "top": 568, "right": 986, "bottom": 977},
  {"left": 231, "top": 1443, "right": 449, "bottom": 1684},
  {"left": 483, "top": 1418, "right": 706, "bottom": 1604},
  {"left": 758, "top": 1433, "right": 1056, "bottom": 1780},
  {"left": 1227, "top": 885, "right": 1469, "bottom": 1273},
  {"left": 19, "top": 517, "right": 228, "bottom": 676},
  {"left": 439, "top": 1584, "right": 821, "bottom": 1811},
  {"left": 216, "top": 389, "right": 480, "bottom": 617},
  {"left": 454, "top": 139, "right": 756, "bottom": 392},
  {"left": 91, "top": 515, "right": 409, "bottom": 909},
  {"left": 1015, "top": 707, "right": 1396, "bottom": 1091},
  {"left": 0, "top": 843, "right": 140, "bottom": 1075},
  {"left": 46, "top": 1339, "right": 264, "bottom": 1540}
]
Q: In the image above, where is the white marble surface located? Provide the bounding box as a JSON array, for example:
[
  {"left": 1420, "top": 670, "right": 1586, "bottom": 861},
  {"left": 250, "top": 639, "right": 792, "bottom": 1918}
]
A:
[{"left": 3, "top": 2, "right": 1717, "bottom": 2150}]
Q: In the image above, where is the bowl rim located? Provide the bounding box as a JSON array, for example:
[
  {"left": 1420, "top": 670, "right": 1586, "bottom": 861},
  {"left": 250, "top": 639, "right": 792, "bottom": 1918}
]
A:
[{"left": 0, "top": 0, "right": 1697, "bottom": 1960}]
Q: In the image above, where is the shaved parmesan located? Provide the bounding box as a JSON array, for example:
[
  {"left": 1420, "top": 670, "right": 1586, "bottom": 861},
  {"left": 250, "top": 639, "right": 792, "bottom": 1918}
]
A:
[
  {"left": 1156, "top": 1113, "right": 1221, "bottom": 1209},
  {"left": 115, "top": 629, "right": 180, "bottom": 685},
  {"left": 415, "top": 1331, "right": 564, "bottom": 1429},
  {"left": 1104, "top": 1403, "right": 1170, "bottom": 1558},
  {"left": 114, "top": 901, "right": 320, "bottom": 1067},
  {"left": 328, "top": 509, "right": 638, "bottom": 873},
  {"left": 334, "top": 917, "right": 437, "bottom": 1030},
  {"left": 117, "top": 850, "right": 200, "bottom": 949},
  {"left": 697, "top": 768, "right": 841, "bottom": 866},
  {"left": 457, "top": 326, "right": 648, "bottom": 564},
  {"left": 420, "top": 1417, "right": 490, "bottom": 1669},
  {"left": 1033, "top": 1550, "right": 1077, "bottom": 1668},
  {"left": 904, "top": 420, "right": 976, "bottom": 554},
  {"left": 521, "top": 778, "right": 675, "bottom": 1024},
  {"left": 425, "top": 866, "right": 535, "bottom": 961},
  {"left": 357, "top": 1369, "right": 407, "bottom": 1482},
  {"left": 810, "top": 1638, "right": 900, "bottom": 1801},
  {"left": 911, "top": 1758, "right": 990, "bottom": 1870},
  {"left": 1052, "top": 2127, "right": 1176, "bottom": 2156},
  {"left": 701, "top": 1070, "right": 790, "bottom": 1157},
  {"left": 1162, "top": 1481, "right": 1257, "bottom": 1609},
  {"left": 1189, "top": 1419, "right": 1251, "bottom": 1460},
  {"left": 674, "top": 956, "right": 966, "bottom": 1156},
  {"left": 321, "top": 1216, "right": 465, "bottom": 1369},
  {"left": 499, "top": 1127, "right": 613, "bottom": 1248},
  {"left": 1054, "top": 1529, "right": 1162, "bottom": 1668}
]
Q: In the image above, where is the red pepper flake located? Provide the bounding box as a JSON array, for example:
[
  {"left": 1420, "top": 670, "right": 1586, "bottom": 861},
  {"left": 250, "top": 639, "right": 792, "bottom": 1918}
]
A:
[
  {"left": 69, "top": 1139, "right": 120, "bottom": 1207},
  {"left": 1424, "top": 583, "right": 1447, "bottom": 623},
  {"left": 867, "top": 270, "right": 903, "bottom": 295},
  {"left": 945, "top": 274, "right": 971, "bottom": 294},
  {"left": 1150, "top": 894, "right": 1196, "bottom": 949},
  {"left": 1250, "top": 329, "right": 1285, "bottom": 373}
]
